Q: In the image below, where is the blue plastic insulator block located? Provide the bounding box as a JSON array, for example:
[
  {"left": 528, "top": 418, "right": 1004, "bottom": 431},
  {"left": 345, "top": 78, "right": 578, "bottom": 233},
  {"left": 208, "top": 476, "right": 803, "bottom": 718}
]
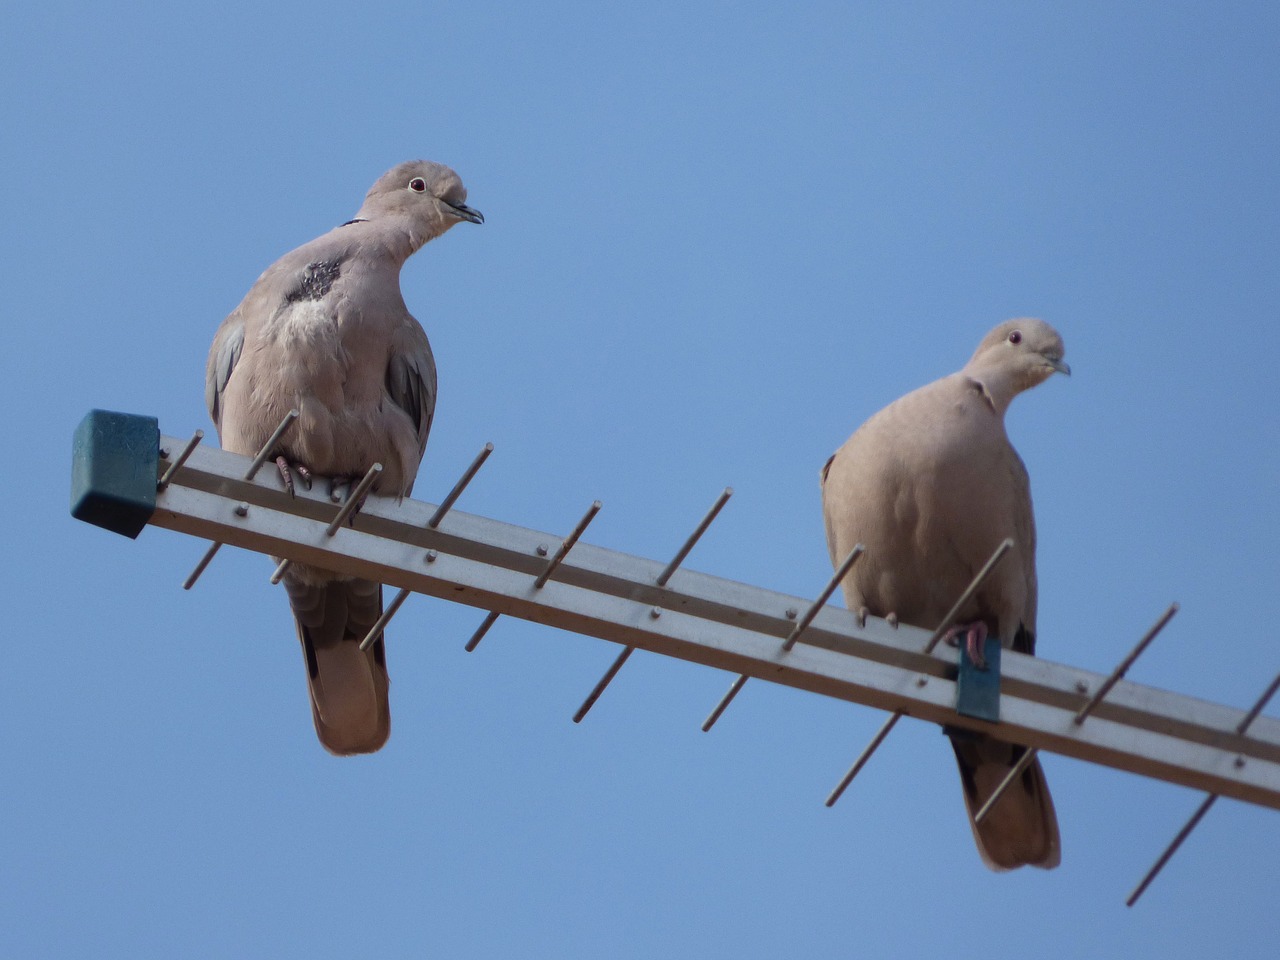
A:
[
  {"left": 70, "top": 410, "right": 160, "bottom": 539},
  {"left": 955, "top": 632, "right": 1002, "bottom": 723}
]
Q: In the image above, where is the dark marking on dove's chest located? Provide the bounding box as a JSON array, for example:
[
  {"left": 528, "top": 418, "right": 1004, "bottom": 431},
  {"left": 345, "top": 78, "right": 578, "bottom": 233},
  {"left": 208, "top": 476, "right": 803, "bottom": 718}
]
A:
[{"left": 284, "top": 259, "right": 343, "bottom": 304}]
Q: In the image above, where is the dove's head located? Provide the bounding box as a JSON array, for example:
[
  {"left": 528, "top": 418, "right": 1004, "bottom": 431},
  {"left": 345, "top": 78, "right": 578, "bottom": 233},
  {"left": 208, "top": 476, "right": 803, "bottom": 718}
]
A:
[
  {"left": 965, "top": 318, "right": 1070, "bottom": 405},
  {"left": 354, "top": 160, "right": 483, "bottom": 251}
]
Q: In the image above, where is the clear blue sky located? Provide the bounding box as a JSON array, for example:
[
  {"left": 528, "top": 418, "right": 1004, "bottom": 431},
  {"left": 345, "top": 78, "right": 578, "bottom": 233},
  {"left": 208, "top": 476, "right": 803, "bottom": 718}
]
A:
[{"left": 3, "top": 1, "right": 1278, "bottom": 956}]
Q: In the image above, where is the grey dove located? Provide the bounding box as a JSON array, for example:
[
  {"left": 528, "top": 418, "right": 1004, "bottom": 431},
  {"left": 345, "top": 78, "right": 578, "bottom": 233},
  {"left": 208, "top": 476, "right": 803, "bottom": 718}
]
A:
[
  {"left": 820, "top": 318, "right": 1069, "bottom": 870},
  {"left": 205, "top": 161, "right": 483, "bottom": 755}
]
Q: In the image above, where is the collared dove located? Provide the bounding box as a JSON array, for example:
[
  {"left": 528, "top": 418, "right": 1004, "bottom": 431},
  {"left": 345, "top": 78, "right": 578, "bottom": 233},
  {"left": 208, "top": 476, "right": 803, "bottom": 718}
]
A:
[
  {"left": 820, "top": 318, "right": 1069, "bottom": 870},
  {"left": 205, "top": 161, "right": 483, "bottom": 755}
]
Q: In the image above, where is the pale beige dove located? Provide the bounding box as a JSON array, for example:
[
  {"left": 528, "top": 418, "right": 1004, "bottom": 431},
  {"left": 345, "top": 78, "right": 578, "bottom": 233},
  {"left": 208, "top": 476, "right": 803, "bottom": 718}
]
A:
[
  {"left": 820, "top": 318, "right": 1069, "bottom": 869},
  {"left": 205, "top": 161, "right": 483, "bottom": 754}
]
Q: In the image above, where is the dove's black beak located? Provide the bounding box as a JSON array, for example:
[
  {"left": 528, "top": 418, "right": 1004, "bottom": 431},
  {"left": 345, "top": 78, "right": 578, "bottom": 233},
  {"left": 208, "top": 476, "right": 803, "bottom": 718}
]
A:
[{"left": 447, "top": 201, "right": 484, "bottom": 225}]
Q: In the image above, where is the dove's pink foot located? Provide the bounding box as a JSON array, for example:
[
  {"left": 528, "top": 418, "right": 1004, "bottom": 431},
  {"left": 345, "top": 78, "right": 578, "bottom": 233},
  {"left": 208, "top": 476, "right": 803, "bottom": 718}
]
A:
[
  {"left": 943, "top": 620, "right": 990, "bottom": 669},
  {"left": 275, "top": 457, "right": 314, "bottom": 496}
]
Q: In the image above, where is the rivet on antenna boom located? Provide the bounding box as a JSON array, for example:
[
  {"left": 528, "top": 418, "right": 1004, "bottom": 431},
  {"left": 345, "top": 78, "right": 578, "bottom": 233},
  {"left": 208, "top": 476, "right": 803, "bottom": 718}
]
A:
[
  {"left": 465, "top": 500, "right": 603, "bottom": 652},
  {"left": 574, "top": 487, "right": 733, "bottom": 723},
  {"left": 182, "top": 410, "right": 298, "bottom": 590},
  {"left": 359, "top": 443, "right": 496, "bottom": 652},
  {"left": 702, "top": 542, "right": 864, "bottom": 732},
  {"left": 973, "top": 602, "right": 1179, "bottom": 827},
  {"left": 1127, "top": 666, "right": 1280, "bottom": 906}
]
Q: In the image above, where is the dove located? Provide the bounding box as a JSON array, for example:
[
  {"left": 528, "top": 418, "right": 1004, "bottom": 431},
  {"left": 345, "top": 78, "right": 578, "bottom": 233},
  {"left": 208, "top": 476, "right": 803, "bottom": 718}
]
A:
[
  {"left": 205, "top": 161, "right": 482, "bottom": 754},
  {"left": 820, "top": 318, "right": 1069, "bottom": 869}
]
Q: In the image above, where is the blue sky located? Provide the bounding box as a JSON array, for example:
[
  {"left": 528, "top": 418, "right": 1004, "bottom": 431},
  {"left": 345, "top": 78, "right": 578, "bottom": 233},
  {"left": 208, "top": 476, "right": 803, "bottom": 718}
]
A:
[{"left": 3, "top": 1, "right": 1278, "bottom": 956}]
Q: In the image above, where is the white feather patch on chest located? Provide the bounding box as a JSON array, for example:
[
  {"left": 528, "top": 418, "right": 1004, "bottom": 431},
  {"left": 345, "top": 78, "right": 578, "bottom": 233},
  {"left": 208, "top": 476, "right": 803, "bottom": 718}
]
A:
[
  {"left": 264, "top": 300, "right": 351, "bottom": 401},
  {"left": 270, "top": 299, "right": 336, "bottom": 341}
]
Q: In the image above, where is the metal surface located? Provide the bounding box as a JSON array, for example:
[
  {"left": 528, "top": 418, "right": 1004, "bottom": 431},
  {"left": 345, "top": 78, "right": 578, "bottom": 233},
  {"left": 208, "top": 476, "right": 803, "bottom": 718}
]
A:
[
  {"left": 702, "top": 544, "right": 864, "bottom": 731},
  {"left": 268, "top": 556, "right": 291, "bottom": 585},
  {"left": 825, "top": 713, "right": 902, "bottom": 807},
  {"left": 361, "top": 445, "right": 499, "bottom": 652},
  {"left": 1127, "top": 669, "right": 1280, "bottom": 905},
  {"left": 573, "top": 646, "right": 636, "bottom": 723},
  {"left": 183, "top": 541, "right": 224, "bottom": 591},
  {"left": 575, "top": 488, "right": 733, "bottom": 723},
  {"left": 359, "top": 586, "right": 411, "bottom": 652},
  {"left": 701, "top": 675, "right": 749, "bottom": 732},
  {"left": 428, "top": 443, "right": 493, "bottom": 529},
  {"left": 465, "top": 500, "right": 602, "bottom": 652},
  {"left": 825, "top": 539, "right": 1018, "bottom": 804},
  {"left": 465, "top": 611, "right": 501, "bottom": 652},
  {"left": 1076, "top": 603, "right": 1179, "bottom": 725},
  {"left": 157, "top": 429, "right": 204, "bottom": 491},
  {"left": 975, "top": 603, "right": 1180, "bottom": 826},
  {"left": 656, "top": 488, "right": 733, "bottom": 587},
  {"left": 922, "top": 538, "right": 1013, "bottom": 654},
  {"left": 973, "top": 744, "right": 1039, "bottom": 826},
  {"left": 324, "top": 462, "right": 383, "bottom": 535},
  {"left": 274, "top": 460, "right": 383, "bottom": 583},
  {"left": 244, "top": 410, "right": 299, "bottom": 481},
  {"left": 1127, "top": 793, "right": 1219, "bottom": 907},
  {"left": 143, "top": 435, "right": 1280, "bottom": 811},
  {"left": 782, "top": 545, "right": 865, "bottom": 652},
  {"left": 533, "top": 501, "right": 601, "bottom": 589},
  {"left": 182, "top": 410, "right": 298, "bottom": 588}
]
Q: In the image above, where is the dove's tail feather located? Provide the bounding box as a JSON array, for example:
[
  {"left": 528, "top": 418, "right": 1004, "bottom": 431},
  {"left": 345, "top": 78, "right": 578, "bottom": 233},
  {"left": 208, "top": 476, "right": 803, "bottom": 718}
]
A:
[
  {"left": 283, "top": 575, "right": 390, "bottom": 755},
  {"left": 949, "top": 731, "right": 1061, "bottom": 871}
]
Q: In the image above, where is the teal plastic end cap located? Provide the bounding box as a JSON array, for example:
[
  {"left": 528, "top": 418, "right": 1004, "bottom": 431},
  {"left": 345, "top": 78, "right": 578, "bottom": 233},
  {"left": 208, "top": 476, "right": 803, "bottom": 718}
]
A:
[
  {"left": 70, "top": 410, "right": 160, "bottom": 539},
  {"left": 955, "top": 633, "right": 1002, "bottom": 723}
]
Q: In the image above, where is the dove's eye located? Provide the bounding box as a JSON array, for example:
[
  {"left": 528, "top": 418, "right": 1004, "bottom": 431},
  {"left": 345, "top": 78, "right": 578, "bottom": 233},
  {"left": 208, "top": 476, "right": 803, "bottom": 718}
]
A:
[
  {"left": 1008, "top": 330, "right": 1022, "bottom": 344},
  {"left": 409, "top": 178, "right": 427, "bottom": 193}
]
